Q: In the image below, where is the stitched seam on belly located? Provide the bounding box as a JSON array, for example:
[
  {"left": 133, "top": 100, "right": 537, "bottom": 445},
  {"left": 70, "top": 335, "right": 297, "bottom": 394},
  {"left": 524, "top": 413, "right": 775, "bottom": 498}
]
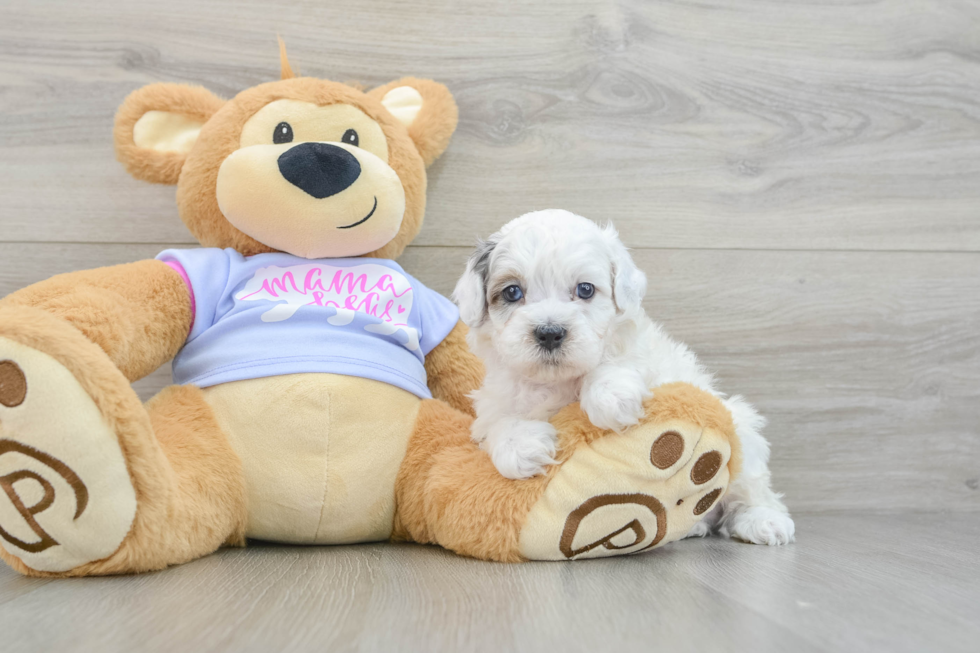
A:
[{"left": 313, "top": 383, "right": 332, "bottom": 542}]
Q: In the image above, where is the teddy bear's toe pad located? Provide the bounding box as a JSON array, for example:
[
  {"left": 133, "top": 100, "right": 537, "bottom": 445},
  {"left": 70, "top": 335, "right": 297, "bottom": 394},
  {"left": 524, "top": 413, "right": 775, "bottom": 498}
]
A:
[
  {"left": 0, "top": 338, "right": 136, "bottom": 573},
  {"left": 519, "top": 418, "right": 730, "bottom": 560}
]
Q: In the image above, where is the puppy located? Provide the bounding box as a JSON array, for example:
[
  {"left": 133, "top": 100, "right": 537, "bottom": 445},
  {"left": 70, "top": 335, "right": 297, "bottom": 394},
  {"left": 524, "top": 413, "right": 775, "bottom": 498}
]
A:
[{"left": 453, "top": 209, "right": 795, "bottom": 545}]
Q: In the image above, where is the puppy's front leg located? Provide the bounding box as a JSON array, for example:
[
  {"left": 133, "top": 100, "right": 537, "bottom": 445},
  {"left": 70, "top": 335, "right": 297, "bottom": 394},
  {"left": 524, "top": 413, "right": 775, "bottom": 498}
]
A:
[
  {"left": 581, "top": 364, "right": 652, "bottom": 432},
  {"left": 472, "top": 414, "right": 558, "bottom": 480}
]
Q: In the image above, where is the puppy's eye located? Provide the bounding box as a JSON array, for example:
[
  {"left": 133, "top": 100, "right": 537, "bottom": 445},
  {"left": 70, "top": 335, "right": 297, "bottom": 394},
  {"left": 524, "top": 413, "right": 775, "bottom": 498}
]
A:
[
  {"left": 273, "top": 122, "right": 294, "bottom": 144},
  {"left": 502, "top": 285, "right": 524, "bottom": 303},
  {"left": 342, "top": 129, "right": 359, "bottom": 147},
  {"left": 576, "top": 282, "right": 595, "bottom": 300}
]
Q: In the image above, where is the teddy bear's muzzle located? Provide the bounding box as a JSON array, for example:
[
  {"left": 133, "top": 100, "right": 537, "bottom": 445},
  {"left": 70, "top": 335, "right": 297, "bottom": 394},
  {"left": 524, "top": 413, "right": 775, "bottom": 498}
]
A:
[{"left": 277, "top": 142, "right": 362, "bottom": 199}]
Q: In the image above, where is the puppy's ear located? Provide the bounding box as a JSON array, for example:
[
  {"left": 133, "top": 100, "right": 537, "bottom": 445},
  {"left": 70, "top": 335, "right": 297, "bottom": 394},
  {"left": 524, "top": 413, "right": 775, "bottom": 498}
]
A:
[
  {"left": 114, "top": 83, "right": 226, "bottom": 185},
  {"left": 369, "top": 77, "right": 458, "bottom": 167},
  {"left": 453, "top": 237, "right": 497, "bottom": 327},
  {"left": 603, "top": 223, "right": 647, "bottom": 313}
]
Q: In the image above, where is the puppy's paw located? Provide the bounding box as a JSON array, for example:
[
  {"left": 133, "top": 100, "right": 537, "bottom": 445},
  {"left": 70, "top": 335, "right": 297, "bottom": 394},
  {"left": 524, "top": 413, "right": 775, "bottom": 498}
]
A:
[
  {"left": 581, "top": 367, "right": 651, "bottom": 432},
  {"left": 725, "top": 507, "right": 796, "bottom": 546},
  {"left": 683, "top": 519, "right": 713, "bottom": 540},
  {"left": 483, "top": 420, "right": 558, "bottom": 480}
]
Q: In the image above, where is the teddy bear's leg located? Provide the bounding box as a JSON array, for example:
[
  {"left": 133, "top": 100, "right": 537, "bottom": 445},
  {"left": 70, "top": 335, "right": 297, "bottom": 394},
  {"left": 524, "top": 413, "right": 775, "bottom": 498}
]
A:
[
  {"left": 393, "top": 382, "right": 739, "bottom": 562},
  {"left": 392, "top": 399, "right": 550, "bottom": 561},
  {"left": 0, "top": 306, "right": 245, "bottom": 577}
]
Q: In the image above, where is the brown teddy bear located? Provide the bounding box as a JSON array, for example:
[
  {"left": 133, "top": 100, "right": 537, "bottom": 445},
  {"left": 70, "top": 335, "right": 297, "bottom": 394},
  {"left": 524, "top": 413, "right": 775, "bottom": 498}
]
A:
[{"left": 0, "top": 44, "right": 739, "bottom": 576}]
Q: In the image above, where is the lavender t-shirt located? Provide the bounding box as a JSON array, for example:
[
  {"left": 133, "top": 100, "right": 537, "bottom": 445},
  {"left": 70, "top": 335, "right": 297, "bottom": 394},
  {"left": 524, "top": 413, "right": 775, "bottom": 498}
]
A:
[{"left": 156, "top": 248, "right": 459, "bottom": 399}]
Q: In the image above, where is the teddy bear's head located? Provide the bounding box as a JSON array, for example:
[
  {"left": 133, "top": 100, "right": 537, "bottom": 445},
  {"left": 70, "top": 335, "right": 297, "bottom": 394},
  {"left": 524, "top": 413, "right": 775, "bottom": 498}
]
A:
[{"left": 114, "top": 43, "right": 457, "bottom": 260}]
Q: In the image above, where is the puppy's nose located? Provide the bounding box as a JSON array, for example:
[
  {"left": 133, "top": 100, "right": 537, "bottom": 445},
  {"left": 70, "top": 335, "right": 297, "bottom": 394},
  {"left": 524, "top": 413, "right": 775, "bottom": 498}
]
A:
[
  {"left": 534, "top": 324, "right": 567, "bottom": 352},
  {"left": 278, "top": 142, "right": 361, "bottom": 199}
]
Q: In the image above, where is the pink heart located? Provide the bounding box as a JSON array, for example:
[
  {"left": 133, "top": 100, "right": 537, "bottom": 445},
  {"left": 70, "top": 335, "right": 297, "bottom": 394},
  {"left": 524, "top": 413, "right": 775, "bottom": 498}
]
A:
[{"left": 397, "top": 306, "right": 405, "bottom": 314}]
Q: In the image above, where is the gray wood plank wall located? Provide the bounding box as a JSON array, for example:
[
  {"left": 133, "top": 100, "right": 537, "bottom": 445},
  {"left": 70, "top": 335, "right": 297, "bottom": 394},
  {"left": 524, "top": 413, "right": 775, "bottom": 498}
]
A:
[{"left": 0, "top": 0, "right": 977, "bottom": 515}]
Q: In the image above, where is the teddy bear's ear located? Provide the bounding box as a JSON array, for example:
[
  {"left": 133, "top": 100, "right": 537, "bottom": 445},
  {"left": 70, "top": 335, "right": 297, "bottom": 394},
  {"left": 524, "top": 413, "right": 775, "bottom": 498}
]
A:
[
  {"left": 114, "top": 83, "right": 226, "bottom": 185},
  {"left": 369, "top": 77, "right": 458, "bottom": 167}
]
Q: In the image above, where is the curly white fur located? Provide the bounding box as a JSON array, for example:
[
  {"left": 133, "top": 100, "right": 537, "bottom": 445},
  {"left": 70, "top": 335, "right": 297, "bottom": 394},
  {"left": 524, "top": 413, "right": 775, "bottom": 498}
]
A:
[{"left": 453, "top": 209, "right": 794, "bottom": 545}]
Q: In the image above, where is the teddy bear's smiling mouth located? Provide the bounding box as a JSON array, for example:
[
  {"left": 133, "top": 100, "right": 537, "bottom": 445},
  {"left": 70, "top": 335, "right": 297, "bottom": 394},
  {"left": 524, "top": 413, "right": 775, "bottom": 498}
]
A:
[{"left": 337, "top": 196, "right": 378, "bottom": 230}]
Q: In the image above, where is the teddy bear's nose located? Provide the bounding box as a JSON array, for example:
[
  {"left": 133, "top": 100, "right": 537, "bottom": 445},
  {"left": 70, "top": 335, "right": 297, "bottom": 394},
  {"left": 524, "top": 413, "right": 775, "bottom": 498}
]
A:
[{"left": 277, "top": 142, "right": 361, "bottom": 199}]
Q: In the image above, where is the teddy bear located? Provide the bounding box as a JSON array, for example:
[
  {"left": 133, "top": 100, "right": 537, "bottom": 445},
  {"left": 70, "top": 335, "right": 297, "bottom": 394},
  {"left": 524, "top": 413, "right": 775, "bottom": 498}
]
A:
[{"left": 0, "top": 43, "right": 740, "bottom": 576}]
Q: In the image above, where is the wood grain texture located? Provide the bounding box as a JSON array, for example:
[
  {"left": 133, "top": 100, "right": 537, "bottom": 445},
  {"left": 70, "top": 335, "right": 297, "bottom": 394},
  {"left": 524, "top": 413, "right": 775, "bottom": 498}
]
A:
[
  {"left": 1, "top": 243, "right": 976, "bottom": 512},
  {"left": 1, "top": 1, "right": 979, "bottom": 649},
  {"left": 0, "top": 1, "right": 979, "bottom": 249},
  {"left": 0, "top": 513, "right": 977, "bottom": 653}
]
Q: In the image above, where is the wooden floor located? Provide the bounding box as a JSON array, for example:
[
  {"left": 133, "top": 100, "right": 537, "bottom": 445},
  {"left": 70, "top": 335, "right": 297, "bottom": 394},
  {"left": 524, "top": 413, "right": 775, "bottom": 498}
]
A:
[
  {"left": 0, "top": 0, "right": 978, "bottom": 650},
  {"left": 1, "top": 513, "right": 977, "bottom": 653}
]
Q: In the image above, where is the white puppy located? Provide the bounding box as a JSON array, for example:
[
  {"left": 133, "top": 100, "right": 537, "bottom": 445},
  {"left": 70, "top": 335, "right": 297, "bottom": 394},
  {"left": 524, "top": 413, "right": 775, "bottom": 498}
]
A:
[{"left": 453, "top": 209, "right": 795, "bottom": 545}]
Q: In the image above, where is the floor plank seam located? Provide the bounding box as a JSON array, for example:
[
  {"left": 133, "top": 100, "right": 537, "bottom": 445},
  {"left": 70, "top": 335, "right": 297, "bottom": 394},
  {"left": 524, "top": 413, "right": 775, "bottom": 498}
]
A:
[{"left": 3, "top": 241, "right": 980, "bottom": 256}]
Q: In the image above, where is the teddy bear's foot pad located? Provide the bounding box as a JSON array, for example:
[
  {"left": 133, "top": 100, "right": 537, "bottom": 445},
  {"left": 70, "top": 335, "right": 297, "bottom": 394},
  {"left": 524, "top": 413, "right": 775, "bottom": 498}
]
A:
[
  {"left": 519, "top": 417, "right": 730, "bottom": 560},
  {"left": 0, "top": 337, "right": 136, "bottom": 573}
]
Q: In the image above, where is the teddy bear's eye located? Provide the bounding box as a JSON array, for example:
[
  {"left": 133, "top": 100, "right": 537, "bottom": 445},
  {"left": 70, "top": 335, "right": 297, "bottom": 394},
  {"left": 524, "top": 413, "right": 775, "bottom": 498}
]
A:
[
  {"left": 273, "top": 122, "right": 293, "bottom": 144},
  {"left": 342, "top": 129, "right": 359, "bottom": 147}
]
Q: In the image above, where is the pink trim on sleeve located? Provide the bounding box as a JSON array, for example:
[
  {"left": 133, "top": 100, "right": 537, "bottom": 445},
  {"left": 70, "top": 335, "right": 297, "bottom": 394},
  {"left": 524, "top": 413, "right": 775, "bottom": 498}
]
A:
[{"left": 163, "top": 259, "right": 196, "bottom": 335}]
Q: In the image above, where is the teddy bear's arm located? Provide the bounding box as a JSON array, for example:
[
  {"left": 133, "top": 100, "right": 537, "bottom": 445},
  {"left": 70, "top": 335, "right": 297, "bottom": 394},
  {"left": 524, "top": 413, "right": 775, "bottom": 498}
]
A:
[
  {"left": 424, "top": 320, "right": 484, "bottom": 417},
  {"left": 0, "top": 260, "right": 192, "bottom": 382}
]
